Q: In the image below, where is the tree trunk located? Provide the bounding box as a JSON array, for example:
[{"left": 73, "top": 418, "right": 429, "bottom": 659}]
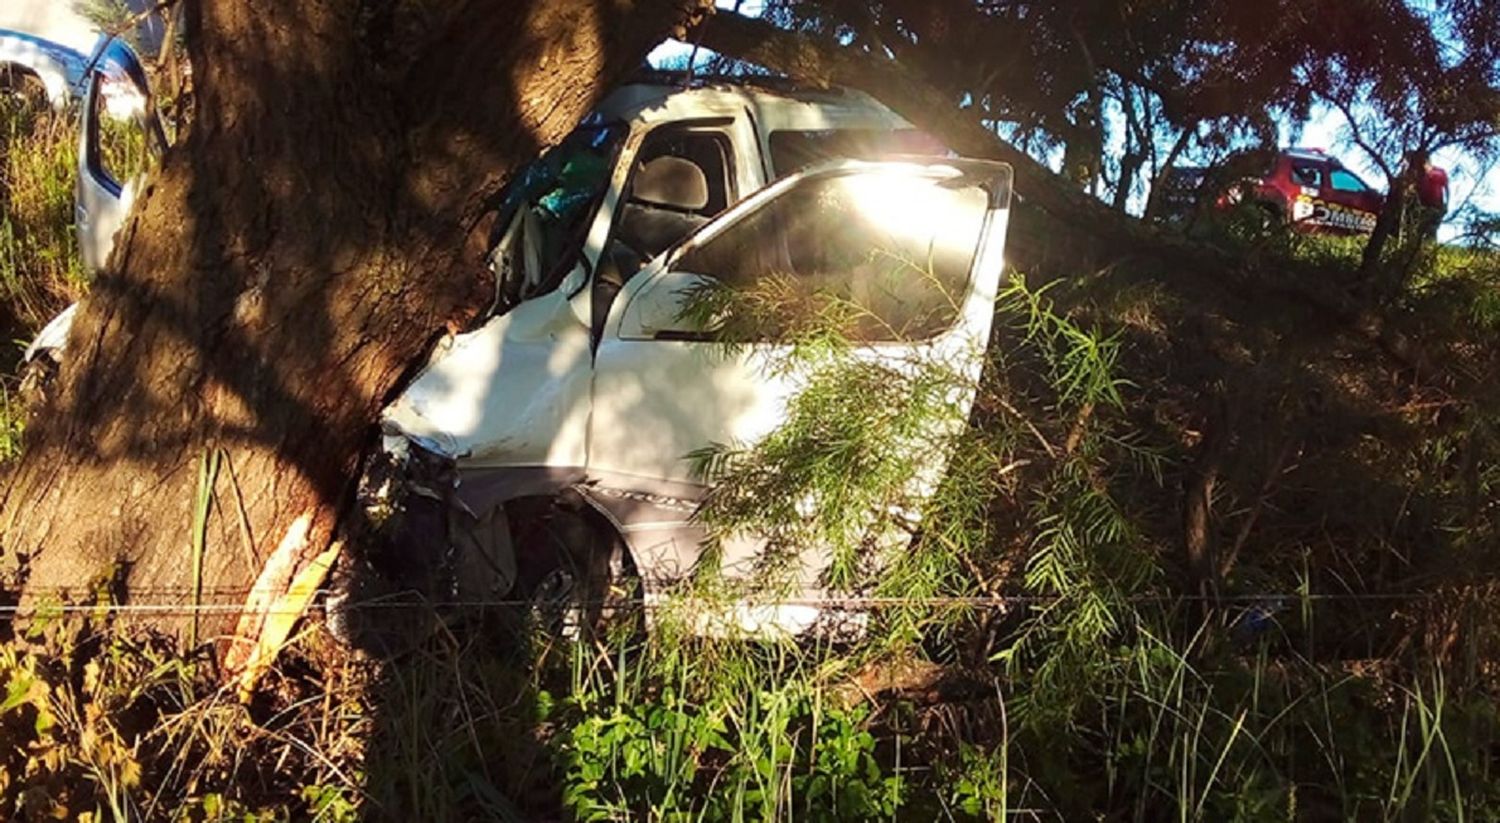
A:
[
  {"left": 0, "top": 0, "right": 700, "bottom": 643},
  {"left": 1360, "top": 153, "right": 1418, "bottom": 296},
  {"left": 1183, "top": 393, "right": 1229, "bottom": 603},
  {"left": 1112, "top": 150, "right": 1143, "bottom": 213},
  {"left": 1142, "top": 127, "right": 1192, "bottom": 222},
  {"left": 1108, "top": 83, "right": 1148, "bottom": 213}
]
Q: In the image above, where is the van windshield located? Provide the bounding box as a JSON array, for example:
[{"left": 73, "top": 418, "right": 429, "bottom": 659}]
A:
[{"left": 492, "top": 121, "right": 626, "bottom": 303}]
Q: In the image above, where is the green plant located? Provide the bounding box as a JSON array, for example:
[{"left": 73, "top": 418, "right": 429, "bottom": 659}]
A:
[
  {"left": 0, "top": 96, "right": 87, "bottom": 346},
  {"left": 301, "top": 783, "right": 359, "bottom": 823},
  {"left": 941, "top": 741, "right": 1005, "bottom": 819},
  {"left": 0, "top": 383, "right": 25, "bottom": 462}
]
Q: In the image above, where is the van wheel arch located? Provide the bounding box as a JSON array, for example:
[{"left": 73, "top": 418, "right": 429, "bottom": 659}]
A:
[
  {"left": 0, "top": 63, "right": 49, "bottom": 108},
  {"left": 507, "top": 490, "right": 642, "bottom": 638}
]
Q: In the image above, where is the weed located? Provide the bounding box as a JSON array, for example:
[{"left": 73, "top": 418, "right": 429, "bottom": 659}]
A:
[{"left": 0, "top": 97, "right": 87, "bottom": 347}]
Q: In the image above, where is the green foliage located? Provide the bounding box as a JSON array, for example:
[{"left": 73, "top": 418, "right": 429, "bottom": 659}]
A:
[
  {"left": 0, "top": 97, "right": 87, "bottom": 342},
  {"left": 300, "top": 783, "right": 359, "bottom": 823},
  {"left": 0, "top": 384, "right": 25, "bottom": 463},
  {"left": 558, "top": 634, "right": 901, "bottom": 822},
  {"left": 1410, "top": 243, "right": 1500, "bottom": 332},
  {"left": 945, "top": 742, "right": 1008, "bottom": 820},
  {"left": 675, "top": 273, "right": 869, "bottom": 361},
  {"left": 999, "top": 278, "right": 1128, "bottom": 410},
  {"left": 72, "top": 0, "right": 138, "bottom": 49},
  {"left": 691, "top": 353, "right": 970, "bottom": 591},
  {"left": 641, "top": 265, "right": 1500, "bottom": 819}
]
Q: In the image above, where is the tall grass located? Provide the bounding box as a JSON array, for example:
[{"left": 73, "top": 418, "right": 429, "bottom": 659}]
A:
[
  {"left": 0, "top": 97, "right": 92, "bottom": 463},
  {"left": 0, "top": 97, "right": 88, "bottom": 342}
]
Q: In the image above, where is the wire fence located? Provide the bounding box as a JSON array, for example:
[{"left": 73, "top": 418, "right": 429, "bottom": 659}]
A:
[{"left": 0, "top": 587, "right": 1486, "bottom": 616}]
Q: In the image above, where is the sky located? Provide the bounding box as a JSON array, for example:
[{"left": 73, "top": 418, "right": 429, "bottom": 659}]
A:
[
  {"left": 1297, "top": 108, "right": 1497, "bottom": 242},
  {"left": 649, "top": 6, "right": 1498, "bottom": 242}
]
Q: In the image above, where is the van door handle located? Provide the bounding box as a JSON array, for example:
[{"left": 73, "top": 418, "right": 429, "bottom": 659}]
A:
[{"left": 652, "top": 329, "right": 715, "bottom": 342}]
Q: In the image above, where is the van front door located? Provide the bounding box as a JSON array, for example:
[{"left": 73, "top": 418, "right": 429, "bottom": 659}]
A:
[{"left": 586, "top": 160, "right": 1012, "bottom": 587}]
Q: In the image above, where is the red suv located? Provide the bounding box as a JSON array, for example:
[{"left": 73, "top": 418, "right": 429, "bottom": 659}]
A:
[
  {"left": 1162, "top": 148, "right": 1447, "bottom": 236},
  {"left": 1228, "top": 148, "right": 1383, "bottom": 234}
]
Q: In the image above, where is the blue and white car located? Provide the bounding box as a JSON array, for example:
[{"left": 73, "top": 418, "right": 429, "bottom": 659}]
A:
[
  {"left": 6, "top": 28, "right": 167, "bottom": 369},
  {"left": 0, "top": 27, "right": 91, "bottom": 107}
]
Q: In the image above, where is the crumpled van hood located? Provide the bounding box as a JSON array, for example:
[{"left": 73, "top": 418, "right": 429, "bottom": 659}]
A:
[{"left": 381, "top": 285, "right": 594, "bottom": 469}]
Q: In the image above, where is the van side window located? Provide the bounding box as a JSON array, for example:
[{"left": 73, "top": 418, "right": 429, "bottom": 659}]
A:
[
  {"left": 670, "top": 170, "right": 988, "bottom": 342},
  {"left": 593, "top": 128, "right": 734, "bottom": 339},
  {"left": 611, "top": 128, "right": 734, "bottom": 261}
]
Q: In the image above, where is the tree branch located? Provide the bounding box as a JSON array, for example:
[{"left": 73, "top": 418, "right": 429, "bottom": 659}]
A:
[
  {"left": 1321, "top": 92, "right": 1395, "bottom": 181},
  {"left": 696, "top": 11, "right": 1434, "bottom": 375},
  {"left": 382, "top": 0, "right": 713, "bottom": 270}
]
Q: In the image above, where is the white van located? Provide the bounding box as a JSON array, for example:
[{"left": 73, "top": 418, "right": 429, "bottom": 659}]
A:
[
  {"left": 19, "top": 36, "right": 166, "bottom": 367},
  {"left": 361, "top": 76, "right": 1013, "bottom": 637},
  {"left": 1, "top": 1, "right": 165, "bottom": 108}
]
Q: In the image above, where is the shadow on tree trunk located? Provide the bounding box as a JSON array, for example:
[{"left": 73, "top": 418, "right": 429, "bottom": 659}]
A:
[
  {"left": 0, "top": 3, "right": 703, "bottom": 814},
  {"left": 0, "top": 0, "right": 702, "bottom": 645}
]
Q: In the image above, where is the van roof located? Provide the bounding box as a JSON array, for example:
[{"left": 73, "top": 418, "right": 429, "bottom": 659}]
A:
[
  {"left": 596, "top": 72, "right": 910, "bottom": 131},
  {"left": 0, "top": 0, "right": 165, "bottom": 57},
  {"left": 625, "top": 69, "right": 849, "bottom": 98}
]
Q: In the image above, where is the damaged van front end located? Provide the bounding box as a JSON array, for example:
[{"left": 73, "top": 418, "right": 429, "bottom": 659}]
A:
[{"left": 360, "top": 157, "right": 1013, "bottom": 639}]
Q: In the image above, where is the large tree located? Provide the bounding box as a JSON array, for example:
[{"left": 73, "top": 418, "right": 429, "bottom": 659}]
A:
[{"left": 0, "top": 0, "right": 704, "bottom": 643}]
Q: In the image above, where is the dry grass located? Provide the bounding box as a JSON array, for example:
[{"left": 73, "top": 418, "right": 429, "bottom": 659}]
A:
[{"left": 0, "top": 97, "right": 88, "bottom": 354}]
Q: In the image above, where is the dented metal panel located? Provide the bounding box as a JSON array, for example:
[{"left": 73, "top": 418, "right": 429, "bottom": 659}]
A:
[{"left": 381, "top": 286, "right": 594, "bottom": 469}]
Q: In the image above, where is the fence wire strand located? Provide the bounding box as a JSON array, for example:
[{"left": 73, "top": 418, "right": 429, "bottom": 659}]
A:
[{"left": 0, "top": 588, "right": 1482, "bottom": 617}]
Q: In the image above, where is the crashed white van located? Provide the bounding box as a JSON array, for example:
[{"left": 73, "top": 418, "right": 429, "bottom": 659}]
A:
[
  {"left": 1, "top": 1, "right": 164, "bottom": 108},
  {"left": 1, "top": 2, "right": 100, "bottom": 109},
  {"left": 25, "top": 70, "right": 1013, "bottom": 636},
  {"left": 2, "top": 20, "right": 166, "bottom": 283},
  {"left": 0, "top": 29, "right": 90, "bottom": 108},
  {"left": 360, "top": 76, "right": 1014, "bottom": 636}
]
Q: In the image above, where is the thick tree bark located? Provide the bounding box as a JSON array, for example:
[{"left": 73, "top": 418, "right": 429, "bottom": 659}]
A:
[
  {"left": 0, "top": 0, "right": 701, "bottom": 642},
  {"left": 1183, "top": 394, "right": 1229, "bottom": 603}
]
